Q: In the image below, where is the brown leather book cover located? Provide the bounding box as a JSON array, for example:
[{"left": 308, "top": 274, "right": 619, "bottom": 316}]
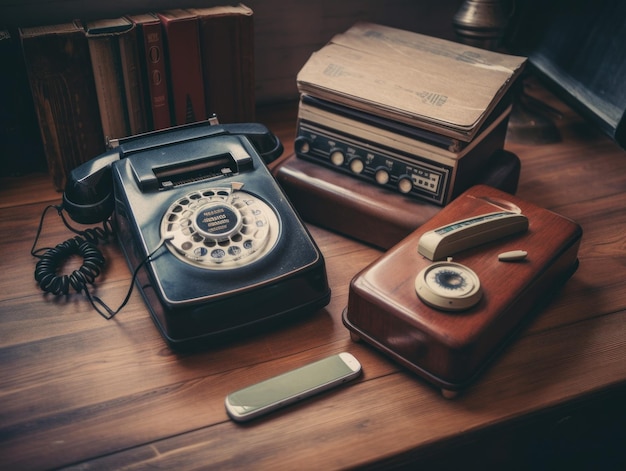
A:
[
  {"left": 127, "top": 13, "right": 172, "bottom": 131},
  {"left": 158, "top": 10, "right": 207, "bottom": 126},
  {"left": 19, "top": 22, "right": 105, "bottom": 190},
  {"left": 191, "top": 4, "right": 255, "bottom": 124}
]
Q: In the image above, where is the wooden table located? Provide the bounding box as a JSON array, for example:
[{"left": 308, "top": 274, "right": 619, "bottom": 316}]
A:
[{"left": 1, "top": 81, "right": 626, "bottom": 470}]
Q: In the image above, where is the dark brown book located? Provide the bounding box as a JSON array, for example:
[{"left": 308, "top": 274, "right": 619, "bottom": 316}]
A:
[
  {"left": 0, "top": 29, "right": 46, "bottom": 177},
  {"left": 157, "top": 9, "right": 207, "bottom": 125},
  {"left": 191, "top": 4, "right": 255, "bottom": 124},
  {"left": 126, "top": 13, "right": 172, "bottom": 130},
  {"left": 19, "top": 22, "right": 105, "bottom": 190}
]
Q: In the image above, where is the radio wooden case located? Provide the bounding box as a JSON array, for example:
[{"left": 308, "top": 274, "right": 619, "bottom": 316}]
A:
[
  {"left": 274, "top": 150, "right": 520, "bottom": 249},
  {"left": 342, "top": 185, "right": 582, "bottom": 396}
]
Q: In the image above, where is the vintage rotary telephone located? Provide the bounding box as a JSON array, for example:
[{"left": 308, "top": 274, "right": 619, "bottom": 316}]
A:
[
  {"left": 32, "top": 121, "right": 331, "bottom": 349},
  {"left": 343, "top": 185, "right": 582, "bottom": 396}
]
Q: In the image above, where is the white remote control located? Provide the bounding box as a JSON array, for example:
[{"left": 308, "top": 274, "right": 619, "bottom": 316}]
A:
[{"left": 418, "top": 211, "right": 529, "bottom": 261}]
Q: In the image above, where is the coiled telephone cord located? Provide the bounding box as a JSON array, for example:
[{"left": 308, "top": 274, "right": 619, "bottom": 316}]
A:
[{"left": 31, "top": 204, "right": 164, "bottom": 320}]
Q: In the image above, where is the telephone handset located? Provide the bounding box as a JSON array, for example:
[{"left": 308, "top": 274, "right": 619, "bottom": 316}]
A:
[
  {"left": 414, "top": 210, "right": 528, "bottom": 311},
  {"left": 62, "top": 121, "right": 283, "bottom": 225},
  {"left": 36, "top": 120, "right": 331, "bottom": 349}
]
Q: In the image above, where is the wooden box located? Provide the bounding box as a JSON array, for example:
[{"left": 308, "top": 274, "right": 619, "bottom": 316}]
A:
[
  {"left": 274, "top": 150, "right": 520, "bottom": 249},
  {"left": 342, "top": 185, "right": 582, "bottom": 396}
]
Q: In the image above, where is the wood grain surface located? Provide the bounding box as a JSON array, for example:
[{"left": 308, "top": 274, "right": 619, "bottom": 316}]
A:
[{"left": 1, "top": 80, "right": 625, "bottom": 470}]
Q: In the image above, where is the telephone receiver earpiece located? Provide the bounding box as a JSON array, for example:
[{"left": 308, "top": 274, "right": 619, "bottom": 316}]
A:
[
  {"left": 61, "top": 122, "right": 284, "bottom": 225},
  {"left": 62, "top": 150, "right": 120, "bottom": 225}
]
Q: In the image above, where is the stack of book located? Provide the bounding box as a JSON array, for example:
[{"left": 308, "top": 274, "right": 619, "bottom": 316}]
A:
[
  {"left": 298, "top": 22, "right": 527, "bottom": 143},
  {"left": 16, "top": 4, "right": 255, "bottom": 190},
  {"left": 294, "top": 22, "right": 527, "bottom": 204}
]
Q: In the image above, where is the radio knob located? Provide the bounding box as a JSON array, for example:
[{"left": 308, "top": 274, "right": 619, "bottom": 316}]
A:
[
  {"left": 330, "top": 149, "right": 345, "bottom": 166},
  {"left": 294, "top": 137, "right": 311, "bottom": 154},
  {"left": 349, "top": 158, "right": 364, "bottom": 174},
  {"left": 375, "top": 168, "right": 390, "bottom": 185},
  {"left": 398, "top": 176, "right": 413, "bottom": 194}
]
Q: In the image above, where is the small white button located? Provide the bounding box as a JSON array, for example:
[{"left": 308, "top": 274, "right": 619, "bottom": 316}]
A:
[
  {"left": 330, "top": 150, "right": 345, "bottom": 166},
  {"left": 350, "top": 158, "right": 364, "bottom": 174},
  {"left": 398, "top": 177, "right": 413, "bottom": 194},
  {"left": 375, "top": 169, "right": 390, "bottom": 185},
  {"left": 498, "top": 250, "right": 528, "bottom": 262}
]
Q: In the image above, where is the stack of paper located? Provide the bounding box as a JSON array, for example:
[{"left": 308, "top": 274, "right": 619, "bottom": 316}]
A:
[{"left": 297, "top": 23, "right": 526, "bottom": 142}]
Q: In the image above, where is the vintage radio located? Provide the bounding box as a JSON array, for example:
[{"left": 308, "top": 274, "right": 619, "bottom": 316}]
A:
[
  {"left": 274, "top": 149, "right": 520, "bottom": 250},
  {"left": 294, "top": 95, "right": 512, "bottom": 206},
  {"left": 342, "top": 185, "right": 582, "bottom": 396}
]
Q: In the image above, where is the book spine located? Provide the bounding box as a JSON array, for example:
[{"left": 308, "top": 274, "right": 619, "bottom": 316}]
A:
[
  {"left": 197, "top": 11, "right": 255, "bottom": 124},
  {"left": 86, "top": 33, "right": 130, "bottom": 141},
  {"left": 0, "top": 29, "right": 46, "bottom": 177},
  {"left": 158, "top": 12, "right": 207, "bottom": 125},
  {"left": 118, "top": 25, "right": 149, "bottom": 135},
  {"left": 131, "top": 16, "right": 171, "bottom": 130},
  {"left": 19, "top": 23, "right": 105, "bottom": 190},
  {"left": 237, "top": 12, "right": 256, "bottom": 122}
]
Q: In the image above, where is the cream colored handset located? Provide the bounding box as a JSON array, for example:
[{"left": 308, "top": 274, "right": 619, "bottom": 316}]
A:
[
  {"left": 417, "top": 211, "right": 529, "bottom": 261},
  {"left": 415, "top": 211, "right": 528, "bottom": 311}
]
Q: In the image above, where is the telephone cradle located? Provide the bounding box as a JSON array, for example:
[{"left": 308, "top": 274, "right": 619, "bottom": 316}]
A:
[
  {"left": 62, "top": 121, "right": 331, "bottom": 349},
  {"left": 342, "top": 185, "right": 582, "bottom": 397}
]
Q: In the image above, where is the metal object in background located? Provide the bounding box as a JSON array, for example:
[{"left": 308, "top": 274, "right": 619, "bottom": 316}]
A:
[{"left": 453, "top": 0, "right": 513, "bottom": 51}]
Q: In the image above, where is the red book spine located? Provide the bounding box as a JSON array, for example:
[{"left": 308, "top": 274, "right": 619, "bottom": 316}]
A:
[
  {"left": 128, "top": 13, "right": 172, "bottom": 130},
  {"left": 194, "top": 6, "right": 256, "bottom": 124},
  {"left": 158, "top": 10, "right": 207, "bottom": 126}
]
